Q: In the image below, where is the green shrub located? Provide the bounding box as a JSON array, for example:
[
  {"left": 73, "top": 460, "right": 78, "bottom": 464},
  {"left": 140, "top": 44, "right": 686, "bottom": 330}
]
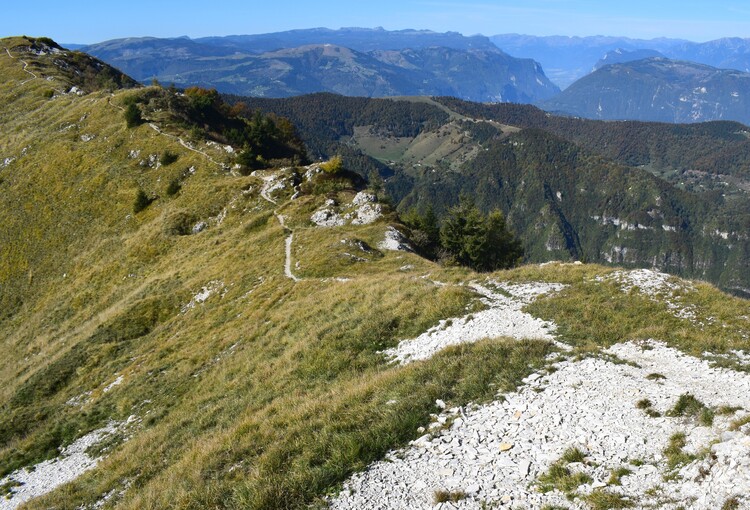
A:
[
  {"left": 165, "top": 178, "right": 181, "bottom": 196},
  {"left": 133, "top": 189, "right": 153, "bottom": 213},
  {"left": 160, "top": 151, "right": 178, "bottom": 166},
  {"left": 162, "top": 211, "right": 196, "bottom": 236},
  {"left": 237, "top": 148, "right": 265, "bottom": 173},
  {"left": 320, "top": 155, "right": 343, "bottom": 174}
]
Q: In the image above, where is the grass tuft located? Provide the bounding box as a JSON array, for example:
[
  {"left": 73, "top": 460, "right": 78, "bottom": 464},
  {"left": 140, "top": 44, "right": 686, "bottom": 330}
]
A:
[
  {"left": 607, "top": 466, "right": 633, "bottom": 486},
  {"left": 664, "top": 432, "right": 696, "bottom": 471},
  {"left": 433, "top": 489, "right": 467, "bottom": 504},
  {"left": 667, "top": 394, "right": 714, "bottom": 426},
  {"left": 722, "top": 496, "right": 741, "bottom": 510},
  {"left": 561, "top": 447, "right": 586, "bottom": 464},
  {"left": 729, "top": 415, "right": 750, "bottom": 431},
  {"left": 584, "top": 490, "right": 633, "bottom": 509},
  {"left": 537, "top": 448, "right": 592, "bottom": 495}
]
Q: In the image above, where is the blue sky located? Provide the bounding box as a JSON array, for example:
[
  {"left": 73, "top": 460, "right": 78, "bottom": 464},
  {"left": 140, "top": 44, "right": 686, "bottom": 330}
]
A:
[{"left": 2, "top": 0, "right": 749, "bottom": 44}]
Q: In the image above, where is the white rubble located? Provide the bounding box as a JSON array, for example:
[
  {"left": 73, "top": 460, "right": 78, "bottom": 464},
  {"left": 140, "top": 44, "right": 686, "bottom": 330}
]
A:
[
  {"left": 378, "top": 226, "right": 413, "bottom": 252},
  {"left": 310, "top": 208, "right": 346, "bottom": 227},
  {"left": 382, "top": 281, "right": 566, "bottom": 364},
  {"left": 599, "top": 269, "right": 702, "bottom": 323},
  {"left": 331, "top": 340, "right": 750, "bottom": 509},
  {"left": 0, "top": 418, "right": 136, "bottom": 510},
  {"left": 181, "top": 280, "right": 225, "bottom": 312},
  {"left": 352, "top": 191, "right": 377, "bottom": 206},
  {"left": 350, "top": 202, "right": 383, "bottom": 225},
  {"left": 310, "top": 191, "right": 383, "bottom": 227}
]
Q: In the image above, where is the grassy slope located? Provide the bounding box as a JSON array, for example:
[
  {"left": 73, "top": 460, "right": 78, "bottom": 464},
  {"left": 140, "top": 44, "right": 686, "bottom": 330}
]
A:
[
  {"left": 1, "top": 37, "right": 748, "bottom": 510},
  {"left": 0, "top": 38, "right": 554, "bottom": 509}
]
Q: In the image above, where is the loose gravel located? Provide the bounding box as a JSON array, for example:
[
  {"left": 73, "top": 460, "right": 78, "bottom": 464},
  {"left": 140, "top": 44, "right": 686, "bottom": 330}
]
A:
[
  {"left": 0, "top": 418, "right": 134, "bottom": 509},
  {"left": 331, "top": 339, "right": 750, "bottom": 509},
  {"left": 383, "top": 280, "right": 567, "bottom": 364}
]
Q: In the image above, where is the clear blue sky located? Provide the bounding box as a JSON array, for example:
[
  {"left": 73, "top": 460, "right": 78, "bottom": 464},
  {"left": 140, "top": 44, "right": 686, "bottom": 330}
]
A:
[{"left": 2, "top": 0, "right": 749, "bottom": 44}]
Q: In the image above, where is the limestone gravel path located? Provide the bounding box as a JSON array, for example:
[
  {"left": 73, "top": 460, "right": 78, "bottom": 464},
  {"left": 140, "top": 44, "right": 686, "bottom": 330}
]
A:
[
  {"left": 331, "top": 339, "right": 750, "bottom": 509},
  {"left": 383, "top": 280, "right": 568, "bottom": 364}
]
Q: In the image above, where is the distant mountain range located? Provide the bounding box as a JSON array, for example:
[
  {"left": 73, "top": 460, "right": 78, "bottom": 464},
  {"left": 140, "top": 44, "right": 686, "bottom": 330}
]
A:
[
  {"left": 490, "top": 34, "right": 750, "bottom": 88},
  {"left": 77, "top": 28, "right": 750, "bottom": 125},
  {"left": 81, "top": 29, "right": 559, "bottom": 102},
  {"left": 540, "top": 57, "right": 750, "bottom": 124},
  {"left": 194, "top": 27, "right": 499, "bottom": 53}
]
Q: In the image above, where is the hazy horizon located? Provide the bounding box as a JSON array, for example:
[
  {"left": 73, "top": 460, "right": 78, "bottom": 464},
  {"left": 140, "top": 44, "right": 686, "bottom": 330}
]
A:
[{"left": 2, "top": 0, "right": 749, "bottom": 45}]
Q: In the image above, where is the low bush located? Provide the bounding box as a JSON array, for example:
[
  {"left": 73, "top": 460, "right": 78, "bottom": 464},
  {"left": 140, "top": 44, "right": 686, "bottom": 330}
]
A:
[{"left": 133, "top": 189, "right": 153, "bottom": 213}]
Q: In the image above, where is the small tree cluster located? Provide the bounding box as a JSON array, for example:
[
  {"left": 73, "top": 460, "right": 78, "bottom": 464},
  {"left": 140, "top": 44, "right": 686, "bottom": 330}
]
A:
[
  {"left": 401, "top": 205, "right": 440, "bottom": 259},
  {"left": 403, "top": 198, "right": 523, "bottom": 272}
]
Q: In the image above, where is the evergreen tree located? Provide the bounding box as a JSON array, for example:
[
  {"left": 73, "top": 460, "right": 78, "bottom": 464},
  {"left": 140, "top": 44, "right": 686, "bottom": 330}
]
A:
[
  {"left": 124, "top": 103, "right": 143, "bottom": 128},
  {"left": 439, "top": 198, "right": 522, "bottom": 271}
]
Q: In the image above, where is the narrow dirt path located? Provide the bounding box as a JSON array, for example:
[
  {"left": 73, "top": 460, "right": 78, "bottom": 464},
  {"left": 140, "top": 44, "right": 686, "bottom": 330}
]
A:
[
  {"left": 258, "top": 177, "right": 301, "bottom": 282},
  {"left": 107, "top": 95, "right": 124, "bottom": 111},
  {"left": 284, "top": 233, "right": 301, "bottom": 282},
  {"left": 147, "top": 123, "right": 226, "bottom": 169},
  {"left": 4, "top": 47, "right": 38, "bottom": 85}
]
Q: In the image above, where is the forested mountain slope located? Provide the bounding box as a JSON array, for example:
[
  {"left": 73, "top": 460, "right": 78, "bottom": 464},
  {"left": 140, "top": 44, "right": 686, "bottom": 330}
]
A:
[{"left": 238, "top": 93, "right": 750, "bottom": 296}]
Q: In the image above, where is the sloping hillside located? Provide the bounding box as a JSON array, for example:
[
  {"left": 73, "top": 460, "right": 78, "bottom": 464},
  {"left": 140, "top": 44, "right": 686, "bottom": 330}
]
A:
[
  {"left": 1, "top": 37, "right": 749, "bottom": 510},
  {"left": 539, "top": 58, "right": 750, "bottom": 124},
  {"left": 238, "top": 94, "right": 750, "bottom": 297}
]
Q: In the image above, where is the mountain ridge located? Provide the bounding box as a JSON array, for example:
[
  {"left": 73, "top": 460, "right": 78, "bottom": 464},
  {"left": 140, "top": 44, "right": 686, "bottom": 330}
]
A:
[
  {"left": 490, "top": 33, "right": 750, "bottom": 88},
  {"left": 80, "top": 28, "right": 559, "bottom": 102},
  {"left": 236, "top": 92, "right": 750, "bottom": 297},
  {"left": 1, "top": 36, "right": 749, "bottom": 510},
  {"left": 539, "top": 57, "right": 750, "bottom": 124}
]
